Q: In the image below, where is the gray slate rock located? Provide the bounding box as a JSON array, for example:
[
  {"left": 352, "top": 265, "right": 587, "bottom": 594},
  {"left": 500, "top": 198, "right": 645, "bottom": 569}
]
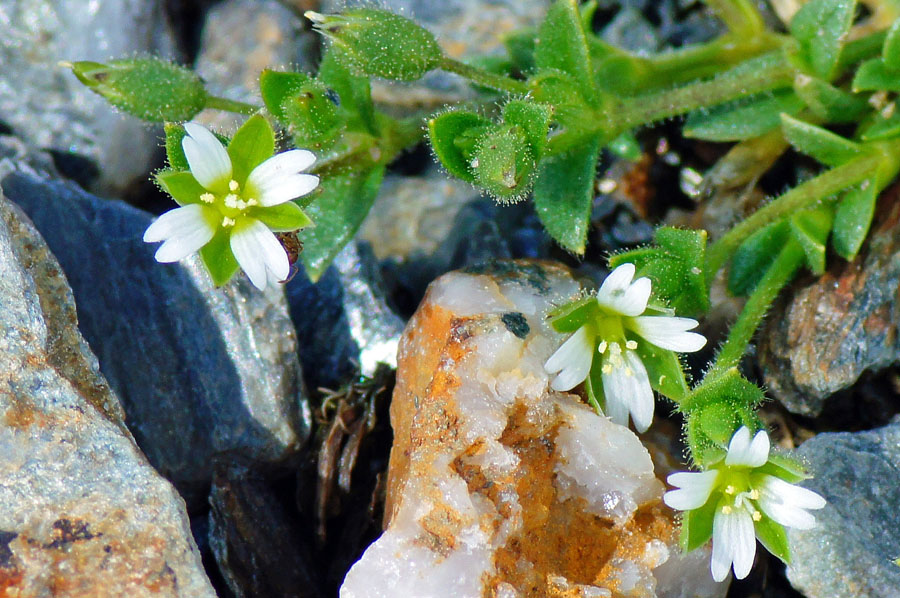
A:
[
  {"left": 759, "top": 197, "right": 900, "bottom": 416},
  {"left": 2, "top": 168, "right": 310, "bottom": 506},
  {"left": 286, "top": 241, "right": 404, "bottom": 391},
  {"left": 0, "top": 193, "right": 216, "bottom": 597},
  {"left": 0, "top": 0, "right": 176, "bottom": 192},
  {"left": 786, "top": 424, "right": 900, "bottom": 598},
  {"left": 194, "top": 0, "right": 317, "bottom": 131}
]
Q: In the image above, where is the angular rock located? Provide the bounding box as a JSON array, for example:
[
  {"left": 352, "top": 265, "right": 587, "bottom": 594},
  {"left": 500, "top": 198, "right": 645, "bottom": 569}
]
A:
[
  {"left": 341, "top": 261, "right": 726, "bottom": 598},
  {"left": 286, "top": 241, "right": 404, "bottom": 391},
  {"left": 194, "top": 0, "right": 316, "bottom": 131},
  {"left": 3, "top": 169, "right": 309, "bottom": 505},
  {"left": 759, "top": 194, "right": 900, "bottom": 416},
  {"left": 0, "top": 193, "right": 215, "bottom": 597},
  {"left": 0, "top": 0, "right": 176, "bottom": 192},
  {"left": 786, "top": 424, "right": 900, "bottom": 598}
]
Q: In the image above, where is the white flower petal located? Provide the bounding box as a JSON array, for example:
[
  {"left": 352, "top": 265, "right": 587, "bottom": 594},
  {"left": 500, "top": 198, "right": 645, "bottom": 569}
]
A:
[
  {"left": 745, "top": 431, "right": 771, "bottom": 467},
  {"left": 726, "top": 427, "right": 770, "bottom": 467},
  {"left": 602, "top": 346, "right": 655, "bottom": 431},
  {"left": 545, "top": 326, "right": 594, "bottom": 391},
  {"left": 254, "top": 174, "right": 320, "bottom": 207},
  {"left": 712, "top": 508, "right": 756, "bottom": 582},
  {"left": 230, "top": 219, "right": 290, "bottom": 290},
  {"left": 664, "top": 470, "right": 719, "bottom": 510},
  {"left": 628, "top": 316, "right": 707, "bottom": 352},
  {"left": 759, "top": 476, "right": 826, "bottom": 510},
  {"left": 143, "top": 204, "right": 216, "bottom": 263},
  {"left": 183, "top": 123, "right": 232, "bottom": 190},
  {"left": 758, "top": 498, "right": 818, "bottom": 530},
  {"left": 710, "top": 512, "right": 733, "bottom": 582},
  {"left": 597, "top": 263, "right": 635, "bottom": 306},
  {"left": 620, "top": 276, "right": 652, "bottom": 316}
]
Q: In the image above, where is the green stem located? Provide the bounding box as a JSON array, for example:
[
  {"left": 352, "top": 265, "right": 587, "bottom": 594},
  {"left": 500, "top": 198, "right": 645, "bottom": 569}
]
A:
[
  {"left": 205, "top": 95, "right": 260, "bottom": 116},
  {"left": 705, "top": 153, "right": 881, "bottom": 280},
  {"left": 439, "top": 57, "right": 529, "bottom": 95},
  {"left": 617, "top": 53, "right": 795, "bottom": 129},
  {"left": 706, "top": 240, "right": 805, "bottom": 378}
]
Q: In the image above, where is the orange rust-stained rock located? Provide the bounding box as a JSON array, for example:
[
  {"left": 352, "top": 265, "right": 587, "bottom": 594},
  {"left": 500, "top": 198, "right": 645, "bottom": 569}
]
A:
[{"left": 342, "top": 261, "right": 725, "bottom": 598}]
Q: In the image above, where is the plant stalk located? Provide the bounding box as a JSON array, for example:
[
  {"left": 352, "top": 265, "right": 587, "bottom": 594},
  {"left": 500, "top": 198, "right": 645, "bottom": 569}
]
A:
[{"left": 439, "top": 57, "right": 529, "bottom": 95}]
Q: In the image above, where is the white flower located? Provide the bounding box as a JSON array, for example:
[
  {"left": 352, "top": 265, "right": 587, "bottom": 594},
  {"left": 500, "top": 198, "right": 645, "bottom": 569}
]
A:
[
  {"left": 663, "top": 427, "right": 827, "bottom": 582},
  {"left": 544, "top": 263, "right": 706, "bottom": 432},
  {"left": 143, "top": 122, "right": 318, "bottom": 290}
]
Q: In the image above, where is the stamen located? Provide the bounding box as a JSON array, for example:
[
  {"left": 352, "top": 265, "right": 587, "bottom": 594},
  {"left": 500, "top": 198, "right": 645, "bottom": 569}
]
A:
[
  {"left": 246, "top": 198, "right": 258, "bottom": 206},
  {"left": 748, "top": 489, "right": 760, "bottom": 500},
  {"left": 597, "top": 340, "right": 608, "bottom": 354},
  {"left": 721, "top": 505, "right": 732, "bottom": 514},
  {"left": 625, "top": 340, "right": 638, "bottom": 350},
  {"left": 229, "top": 180, "right": 240, "bottom": 192},
  {"left": 200, "top": 193, "right": 215, "bottom": 204},
  {"left": 222, "top": 217, "right": 236, "bottom": 227},
  {"left": 752, "top": 511, "right": 762, "bottom": 522},
  {"left": 725, "top": 485, "right": 736, "bottom": 495},
  {"left": 602, "top": 363, "right": 613, "bottom": 375},
  {"left": 224, "top": 194, "right": 240, "bottom": 209}
]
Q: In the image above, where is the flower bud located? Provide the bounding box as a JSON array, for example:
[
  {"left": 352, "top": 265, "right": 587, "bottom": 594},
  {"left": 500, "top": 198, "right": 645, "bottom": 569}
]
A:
[
  {"left": 67, "top": 58, "right": 207, "bottom": 122},
  {"left": 472, "top": 125, "right": 535, "bottom": 202},
  {"left": 281, "top": 79, "right": 343, "bottom": 146},
  {"left": 305, "top": 9, "right": 442, "bottom": 81}
]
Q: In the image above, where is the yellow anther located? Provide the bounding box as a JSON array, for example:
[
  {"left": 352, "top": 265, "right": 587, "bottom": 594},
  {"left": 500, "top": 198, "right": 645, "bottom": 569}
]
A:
[
  {"left": 752, "top": 511, "right": 762, "bottom": 522},
  {"left": 200, "top": 193, "right": 215, "bottom": 204},
  {"left": 625, "top": 340, "right": 638, "bottom": 350},
  {"left": 725, "top": 485, "right": 736, "bottom": 495},
  {"left": 597, "top": 340, "right": 608, "bottom": 354},
  {"left": 748, "top": 489, "right": 760, "bottom": 500},
  {"left": 721, "top": 506, "right": 732, "bottom": 514},
  {"left": 602, "top": 364, "right": 613, "bottom": 375},
  {"left": 247, "top": 198, "right": 258, "bottom": 206},
  {"left": 222, "top": 217, "right": 236, "bottom": 227},
  {"left": 224, "top": 194, "right": 240, "bottom": 209},
  {"left": 229, "top": 179, "right": 240, "bottom": 192}
]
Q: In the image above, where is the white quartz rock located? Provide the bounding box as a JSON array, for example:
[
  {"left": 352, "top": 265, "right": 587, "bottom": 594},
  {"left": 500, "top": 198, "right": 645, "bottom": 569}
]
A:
[{"left": 341, "top": 262, "right": 726, "bottom": 598}]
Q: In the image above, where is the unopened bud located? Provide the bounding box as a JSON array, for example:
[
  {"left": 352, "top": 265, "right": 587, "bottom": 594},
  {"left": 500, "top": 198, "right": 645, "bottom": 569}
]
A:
[
  {"left": 67, "top": 58, "right": 207, "bottom": 122},
  {"left": 305, "top": 9, "right": 442, "bottom": 81},
  {"left": 472, "top": 126, "right": 536, "bottom": 202},
  {"left": 281, "top": 79, "right": 343, "bottom": 146}
]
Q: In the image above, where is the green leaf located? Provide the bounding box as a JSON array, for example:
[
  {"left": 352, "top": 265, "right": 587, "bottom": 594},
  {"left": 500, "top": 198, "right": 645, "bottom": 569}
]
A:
[
  {"left": 549, "top": 296, "right": 601, "bottom": 333},
  {"left": 680, "top": 368, "right": 765, "bottom": 415},
  {"left": 629, "top": 334, "right": 689, "bottom": 401},
  {"left": 227, "top": 114, "right": 276, "bottom": 184},
  {"left": 754, "top": 517, "right": 791, "bottom": 563},
  {"left": 833, "top": 178, "right": 877, "bottom": 259},
  {"left": 200, "top": 228, "right": 240, "bottom": 286},
  {"left": 860, "top": 108, "right": 900, "bottom": 141},
  {"left": 300, "top": 165, "right": 385, "bottom": 281},
  {"left": 155, "top": 170, "right": 206, "bottom": 206},
  {"left": 882, "top": 18, "right": 900, "bottom": 71},
  {"left": 792, "top": 75, "right": 868, "bottom": 122},
  {"left": 681, "top": 501, "right": 717, "bottom": 552},
  {"left": 684, "top": 90, "right": 804, "bottom": 142},
  {"left": 535, "top": 0, "right": 594, "bottom": 100},
  {"left": 533, "top": 137, "right": 600, "bottom": 254},
  {"left": 259, "top": 70, "right": 310, "bottom": 123},
  {"left": 250, "top": 202, "right": 313, "bottom": 232},
  {"left": 318, "top": 47, "right": 376, "bottom": 133},
  {"left": 163, "top": 122, "right": 189, "bottom": 171},
  {"left": 428, "top": 110, "right": 492, "bottom": 182},
  {"left": 780, "top": 114, "right": 862, "bottom": 167},
  {"left": 504, "top": 27, "right": 537, "bottom": 74},
  {"left": 757, "top": 453, "right": 810, "bottom": 483},
  {"left": 729, "top": 220, "right": 791, "bottom": 296},
  {"left": 790, "top": 205, "right": 835, "bottom": 275},
  {"left": 790, "top": 0, "right": 856, "bottom": 80},
  {"left": 502, "top": 100, "right": 552, "bottom": 158},
  {"left": 852, "top": 58, "right": 900, "bottom": 92}
]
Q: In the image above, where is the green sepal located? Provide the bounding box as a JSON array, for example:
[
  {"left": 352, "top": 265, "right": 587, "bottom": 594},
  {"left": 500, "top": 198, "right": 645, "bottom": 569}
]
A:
[
  {"left": 502, "top": 100, "right": 552, "bottom": 159},
  {"left": 756, "top": 453, "right": 810, "bottom": 483},
  {"left": 883, "top": 18, "right": 900, "bottom": 71},
  {"left": 428, "top": 111, "right": 493, "bottom": 182},
  {"left": 163, "top": 123, "right": 189, "bottom": 171},
  {"left": 281, "top": 78, "right": 344, "bottom": 148},
  {"left": 300, "top": 165, "right": 385, "bottom": 282},
  {"left": 680, "top": 500, "right": 717, "bottom": 552},
  {"left": 155, "top": 170, "right": 206, "bottom": 206},
  {"left": 607, "top": 131, "right": 642, "bottom": 161},
  {"left": 860, "top": 109, "right": 900, "bottom": 141},
  {"left": 790, "top": 205, "right": 834, "bottom": 275},
  {"left": 472, "top": 125, "right": 536, "bottom": 201},
  {"left": 227, "top": 114, "right": 276, "bottom": 184},
  {"left": 789, "top": 0, "right": 856, "bottom": 80},
  {"left": 610, "top": 227, "right": 710, "bottom": 317},
  {"left": 259, "top": 70, "right": 311, "bottom": 123},
  {"left": 533, "top": 137, "right": 601, "bottom": 255},
  {"left": 683, "top": 90, "right": 804, "bottom": 142},
  {"left": 628, "top": 332, "right": 689, "bottom": 401},
  {"left": 535, "top": 0, "right": 595, "bottom": 101},
  {"left": 833, "top": 179, "right": 877, "bottom": 259},
  {"left": 318, "top": 48, "right": 375, "bottom": 133},
  {"left": 793, "top": 75, "right": 868, "bottom": 122},
  {"left": 729, "top": 220, "right": 791, "bottom": 296},
  {"left": 548, "top": 296, "right": 601, "bottom": 333},
  {"left": 780, "top": 114, "right": 862, "bottom": 167},
  {"left": 852, "top": 58, "right": 900, "bottom": 92},
  {"left": 250, "top": 202, "right": 313, "bottom": 232},
  {"left": 200, "top": 228, "right": 240, "bottom": 287},
  {"left": 754, "top": 516, "right": 791, "bottom": 564},
  {"left": 584, "top": 354, "right": 606, "bottom": 415}
]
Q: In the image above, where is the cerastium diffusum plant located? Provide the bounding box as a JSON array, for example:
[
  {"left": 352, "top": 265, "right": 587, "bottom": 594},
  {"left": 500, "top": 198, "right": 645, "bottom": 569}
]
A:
[{"left": 70, "top": 0, "right": 900, "bottom": 581}]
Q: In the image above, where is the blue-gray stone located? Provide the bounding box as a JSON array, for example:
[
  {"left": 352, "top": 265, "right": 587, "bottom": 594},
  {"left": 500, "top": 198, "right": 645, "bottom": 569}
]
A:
[
  {"left": 2, "top": 168, "right": 309, "bottom": 506},
  {"left": 786, "top": 424, "right": 900, "bottom": 598}
]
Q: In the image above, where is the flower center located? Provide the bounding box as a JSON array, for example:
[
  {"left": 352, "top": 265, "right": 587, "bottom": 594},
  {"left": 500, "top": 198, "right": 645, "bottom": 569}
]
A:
[
  {"left": 718, "top": 472, "right": 762, "bottom": 521},
  {"left": 201, "top": 179, "right": 260, "bottom": 226}
]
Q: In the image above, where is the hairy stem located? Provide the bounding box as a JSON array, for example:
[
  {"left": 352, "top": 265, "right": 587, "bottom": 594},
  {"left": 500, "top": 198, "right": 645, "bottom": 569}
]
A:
[
  {"left": 439, "top": 57, "right": 529, "bottom": 95},
  {"left": 204, "top": 95, "right": 260, "bottom": 116}
]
